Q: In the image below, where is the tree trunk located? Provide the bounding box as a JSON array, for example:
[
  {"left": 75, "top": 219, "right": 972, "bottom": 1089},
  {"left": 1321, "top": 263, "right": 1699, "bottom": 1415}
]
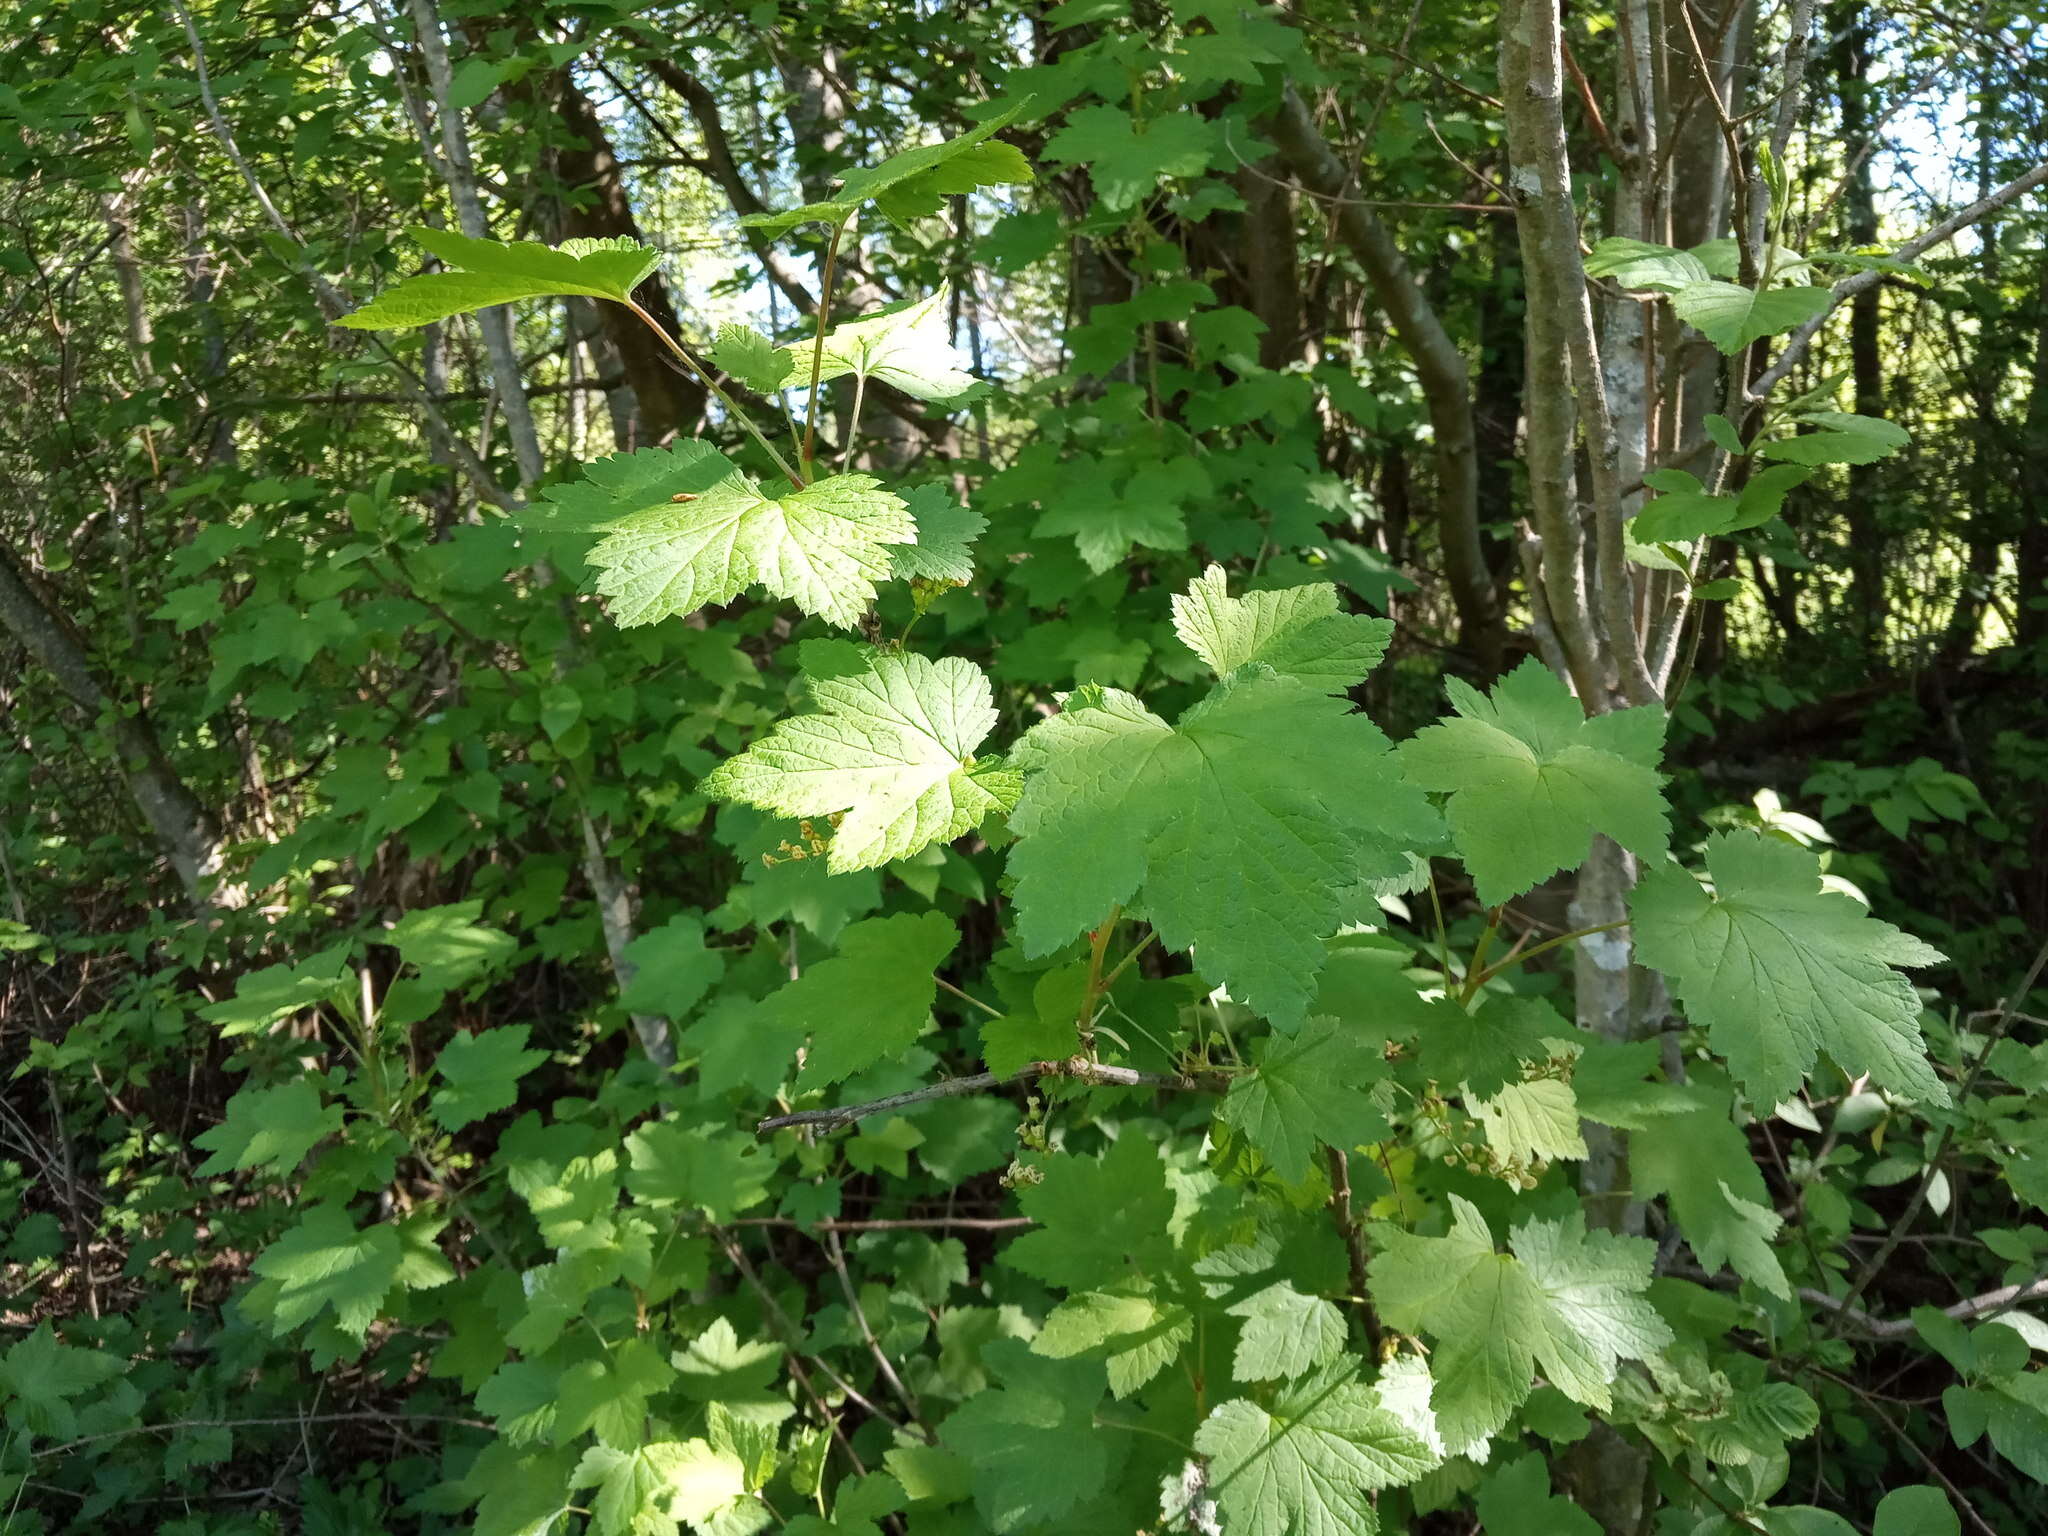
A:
[
  {"left": 552, "top": 71, "right": 707, "bottom": 444},
  {"left": 0, "top": 539, "right": 237, "bottom": 909},
  {"left": 1833, "top": 2, "right": 1888, "bottom": 659},
  {"left": 1269, "top": 86, "right": 1504, "bottom": 674}
]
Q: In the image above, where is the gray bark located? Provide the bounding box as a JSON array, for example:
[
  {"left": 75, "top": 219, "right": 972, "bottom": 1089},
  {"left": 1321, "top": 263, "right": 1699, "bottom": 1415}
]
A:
[{"left": 0, "top": 540, "right": 237, "bottom": 909}]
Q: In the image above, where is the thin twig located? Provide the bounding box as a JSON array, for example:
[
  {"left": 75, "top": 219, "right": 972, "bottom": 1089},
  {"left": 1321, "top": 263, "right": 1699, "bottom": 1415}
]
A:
[
  {"left": 800, "top": 217, "right": 849, "bottom": 472},
  {"left": 819, "top": 1226, "right": 929, "bottom": 1436},
  {"left": 1828, "top": 933, "right": 2048, "bottom": 1331},
  {"left": 1749, "top": 157, "right": 2048, "bottom": 401},
  {"left": 933, "top": 975, "right": 1002, "bottom": 1019}
]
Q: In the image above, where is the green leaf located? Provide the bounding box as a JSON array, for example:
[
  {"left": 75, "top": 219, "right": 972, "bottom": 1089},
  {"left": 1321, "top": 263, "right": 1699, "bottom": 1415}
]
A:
[
  {"left": 618, "top": 913, "right": 725, "bottom": 1019},
  {"left": 1728, "top": 462, "right": 1814, "bottom": 529},
  {"left": 382, "top": 899, "right": 516, "bottom": 989},
  {"left": 1226, "top": 1281, "right": 1348, "bottom": 1382},
  {"left": 1043, "top": 105, "right": 1217, "bottom": 211},
  {"left": 704, "top": 653, "right": 1016, "bottom": 873},
  {"left": 754, "top": 912, "right": 959, "bottom": 1087},
  {"left": 1670, "top": 281, "right": 1833, "bottom": 353},
  {"left": 1216, "top": 1016, "right": 1390, "bottom": 1181},
  {"left": 1418, "top": 993, "right": 1560, "bottom": 1100},
  {"left": 558, "top": 1338, "right": 680, "bottom": 1448},
  {"left": 527, "top": 441, "right": 737, "bottom": 533},
  {"left": 0, "top": 1324, "right": 125, "bottom": 1439},
  {"left": 252, "top": 1204, "right": 404, "bottom": 1339},
  {"left": 430, "top": 1026, "right": 548, "bottom": 1132},
  {"left": 1010, "top": 661, "right": 1439, "bottom": 1024},
  {"left": 1874, "top": 1486, "right": 1960, "bottom": 1536},
  {"left": 1629, "top": 1079, "right": 1790, "bottom": 1298},
  {"left": 338, "top": 227, "right": 663, "bottom": 329},
  {"left": 1032, "top": 494, "right": 1190, "bottom": 573},
  {"left": 1193, "top": 1373, "right": 1436, "bottom": 1536},
  {"left": 742, "top": 101, "right": 1032, "bottom": 235},
  {"left": 1368, "top": 1198, "right": 1670, "bottom": 1454},
  {"left": 1032, "top": 1284, "right": 1193, "bottom": 1397},
  {"left": 890, "top": 486, "right": 986, "bottom": 584},
  {"left": 785, "top": 288, "right": 978, "bottom": 402},
  {"left": 625, "top": 1120, "right": 774, "bottom": 1220},
  {"left": 581, "top": 470, "right": 915, "bottom": 630},
  {"left": 1470, "top": 1076, "right": 1587, "bottom": 1167},
  {"left": 1399, "top": 658, "right": 1668, "bottom": 906},
  {"left": 707, "top": 321, "right": 795, "bottom": 393},
  {"left": 1705, "top": 414, "right": 1747, "bottom": 455},
  {"left": 1475, "top": 1454, "right": 1601, "bottom": 1536},
  {"left": 941, "top": 1341, "right": 1112, "bottom": 1533},
  {"left": 1630, "top": 470, "right": 1740, "bottom": 544},
  {"left": 1758, "top": 411, "right": 1912, "bottom": 466},
  {"left": 195, "top": 1077, "right": 345, "bottom": 1176},
  {"left": 1004, "top": 1133, "right": 1178, "bottom": 1291},
  {"left": 1170, "top": 564, "right": 1392, "bottom": 689},
  {"left": 570, "top": 1440, "right": 748, "bottom": 1536},
  {"left": 1584, "top": 237, "right": 1714, "bottom": 291},
  {"left": 1632, "top": 831, "right": 1947, "bottom": 1106},
  {"left": 197, "top": 944, "right": 352, "bottom": 1036}
]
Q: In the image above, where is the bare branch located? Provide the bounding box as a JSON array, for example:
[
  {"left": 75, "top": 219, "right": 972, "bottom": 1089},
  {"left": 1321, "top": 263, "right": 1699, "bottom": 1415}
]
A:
[{"left": 1749, "top": 158, "right": 2048, "bottom": 401}]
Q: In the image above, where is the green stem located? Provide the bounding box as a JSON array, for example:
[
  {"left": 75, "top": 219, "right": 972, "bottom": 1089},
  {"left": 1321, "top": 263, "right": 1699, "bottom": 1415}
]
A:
[
  {"left": 840, "top": 367, "right": 868, "bottom": 472},
  {"left": 934, "top": 974, "right": 1002, "bottom": 1019},
  {"left": 1457, "top": 907, "right": 1503, "bottom": 1005},
  {"left": 801, "top": 216, "right": 850, "bottom": 474},
  {"left": 622, "top": 299, "right": 805, "bottom": 487},
  {"left": 1077, "top": 904, "right": 1121, "bottom": 1059},
  {"left": 1471, "top": 917, "right": 1632, "bottom": 989},
  {"left": 1100, "top": 929, "right": 1157, "bottom": 992},
  {"left": 1425, "top": 871, "right": 1453, "bottom": 986}
]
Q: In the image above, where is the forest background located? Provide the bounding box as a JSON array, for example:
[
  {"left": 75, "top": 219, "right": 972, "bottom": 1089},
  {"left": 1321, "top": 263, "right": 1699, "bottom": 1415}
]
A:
[{"left": 4, "top": 1, "right": 2048, "bottom": 1534}]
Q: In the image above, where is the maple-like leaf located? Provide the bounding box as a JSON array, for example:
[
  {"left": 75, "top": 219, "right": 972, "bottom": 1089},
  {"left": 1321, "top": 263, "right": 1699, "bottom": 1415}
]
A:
[
  {"left": 704, "top": 652, "right": 1017, "bottom": 873},
  {"left": 1003, "top": 1134, "right": 1178, "bottom": 1291},
  {"left": 751, "top": 911, "right": 960, "bottom": 1088},
  {"left": 1031, "top": 1284, "right": 1193, "bottom": 1398},
  {"left": 195, "top": 1077, "right": 345, "bottom": 1176},
  {"left": 941, "top": 1341, "right": 1113, "bottom": 1534},
  {"left": 1399, "top": 658, "right": 1669, "bottom": 906},
  {"left": 251, "top": 1204, "right": 406, "bottom": 1339},
  {"left": 784, "top": 288, "right": 979, "bottom": 401},
  {"left": 1630, "top": 1074, "right": 1790, "bottom": 1298},
  {"left": 1225, "top": 1280, "right": 1348, "bottom": 1383},
  {"left": 0, "top": 1324, "right": 125, "bottom": 1439},
  {"left": 430, "top": 1026, "right": 549, "bottom": 1132},
  {"left": 570, "top": 1439, "right": 749, "bottom": 1536},
  {"left": 1009, "top": 662, "right": 1438, "bottom": 1024},
  {"left": 1633, "top": 831, "right": 1946, "bottom": 1105},
  {"left": 1368, "top": 1198, "right": 1671, "bottom": 1454},
  {"left": 1042, "top": 105, "right": 1219, "bottom": 210},
  {"left": 338, "top": 228, "right": 663, "bottom": 329},
  {"left": 1171, "top": 564, "right": 1391, "bottom": 689},
  {"left": 890, "top": 486, "right": 987, "bottom": 584},
  {"left": 580, "top": 470, "right": 914, "bottom": 630},
  {"left": 1215, "top": 1016, "right": 1390, "bottom": 1180},
  {"left": 1194, "top": 1371, "right": 1436, "bottom": 1536},
  {"left": 742, "top": 101, "right": 1032, "bottom": 235}
]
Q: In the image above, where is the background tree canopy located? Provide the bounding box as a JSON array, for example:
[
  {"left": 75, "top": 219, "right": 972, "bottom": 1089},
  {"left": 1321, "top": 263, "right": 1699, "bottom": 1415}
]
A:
[{"left": 3, "top": 1, "right": 2047, "bottom": 1533}]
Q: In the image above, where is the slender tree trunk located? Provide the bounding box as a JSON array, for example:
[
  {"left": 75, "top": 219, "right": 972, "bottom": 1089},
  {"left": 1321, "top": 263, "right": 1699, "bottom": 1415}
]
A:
[
  {"left": 1833, "top": 3, "right": 1888, "bottom": 659},
  {"left": 550, "top": 71, "right": 707, "bottom": 442},
  {"left": 2014, "top": 270, "right": 2048, "bottom": 651},
  {"left": 403, "top": 0, "right": 673, "bottom": 1069},
  {"left": 1269, "top": 86, "right": 1504, "bottom": 673},
  {"left": 0, "top": 539, "right": 237, "bottom": 909}
]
